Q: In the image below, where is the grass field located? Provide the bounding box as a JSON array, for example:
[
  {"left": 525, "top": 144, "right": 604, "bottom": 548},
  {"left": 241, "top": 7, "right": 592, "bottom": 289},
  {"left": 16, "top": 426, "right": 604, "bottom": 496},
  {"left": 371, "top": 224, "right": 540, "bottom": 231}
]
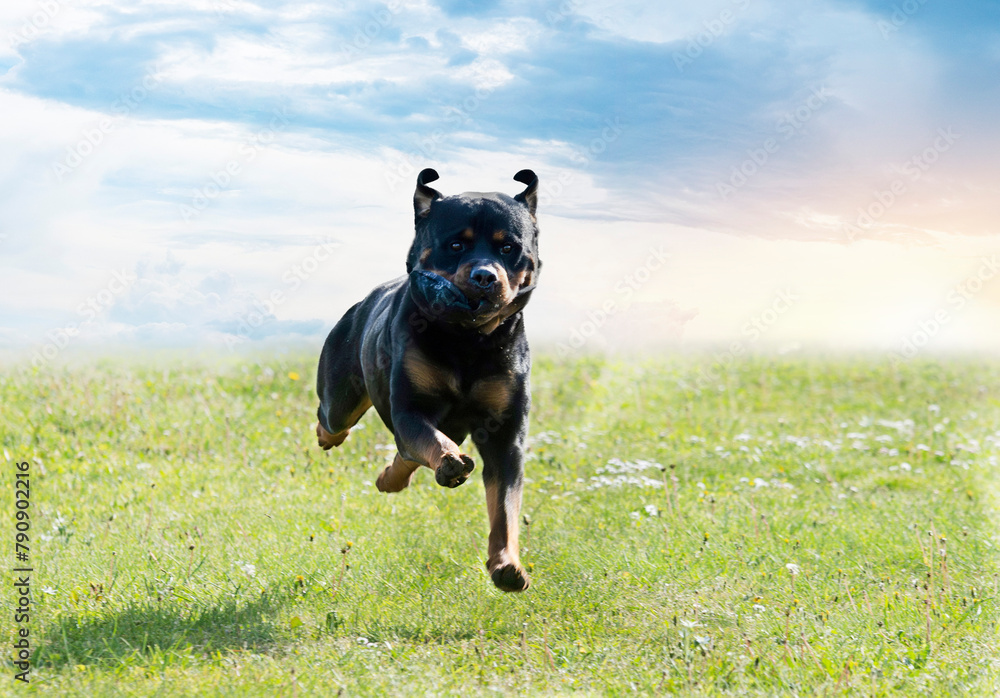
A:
[{"left": 2, "top": 354, "right": 999, "bottom": 695}]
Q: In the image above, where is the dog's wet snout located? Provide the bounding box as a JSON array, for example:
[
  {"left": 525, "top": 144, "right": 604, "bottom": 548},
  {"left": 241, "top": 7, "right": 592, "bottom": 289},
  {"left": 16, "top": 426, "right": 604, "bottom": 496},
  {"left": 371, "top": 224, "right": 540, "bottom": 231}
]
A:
[{"left": 470, "top": 265, "right": 498, "bottom": 290}]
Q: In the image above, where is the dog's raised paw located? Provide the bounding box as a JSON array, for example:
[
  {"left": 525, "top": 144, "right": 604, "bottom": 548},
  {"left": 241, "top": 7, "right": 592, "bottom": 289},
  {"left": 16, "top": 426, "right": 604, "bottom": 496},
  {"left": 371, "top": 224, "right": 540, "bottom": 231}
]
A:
[
  {"left": 490, "top": 563, "right": 531, "bottom": 592},
  {"left": 435, "top": 453, "right": 474, "bottom": 488}
]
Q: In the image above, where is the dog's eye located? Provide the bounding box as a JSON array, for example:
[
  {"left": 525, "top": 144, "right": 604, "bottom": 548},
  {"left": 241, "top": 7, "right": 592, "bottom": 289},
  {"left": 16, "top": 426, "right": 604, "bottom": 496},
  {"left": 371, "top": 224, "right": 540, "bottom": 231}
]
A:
[
  {"left": 500, "top": 244, "right": 513, "bottom": 254},
  {"left": 449, "top": 241, "right": 463, "bottom": 252}
]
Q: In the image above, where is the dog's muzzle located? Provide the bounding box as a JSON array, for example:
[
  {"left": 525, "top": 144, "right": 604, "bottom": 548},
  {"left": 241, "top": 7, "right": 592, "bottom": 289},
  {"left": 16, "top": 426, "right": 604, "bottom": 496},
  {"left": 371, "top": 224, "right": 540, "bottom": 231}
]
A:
[{"left": 409, "top": 270, "right": 534, "bottom": 328}]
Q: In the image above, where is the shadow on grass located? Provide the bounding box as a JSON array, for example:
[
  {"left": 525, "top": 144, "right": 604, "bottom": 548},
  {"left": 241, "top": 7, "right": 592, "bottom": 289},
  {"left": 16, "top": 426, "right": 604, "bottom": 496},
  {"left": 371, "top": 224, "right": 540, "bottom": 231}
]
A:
[{"left": 35, "top": 591, "right": 286, "bottom": 669}]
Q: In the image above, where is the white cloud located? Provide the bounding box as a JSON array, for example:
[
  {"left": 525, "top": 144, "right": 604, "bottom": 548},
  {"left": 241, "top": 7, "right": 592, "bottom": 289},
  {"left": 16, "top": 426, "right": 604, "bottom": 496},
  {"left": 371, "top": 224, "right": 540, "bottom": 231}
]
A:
[{"left": 458, "top": 17, "right": 540, "bottom": 55}]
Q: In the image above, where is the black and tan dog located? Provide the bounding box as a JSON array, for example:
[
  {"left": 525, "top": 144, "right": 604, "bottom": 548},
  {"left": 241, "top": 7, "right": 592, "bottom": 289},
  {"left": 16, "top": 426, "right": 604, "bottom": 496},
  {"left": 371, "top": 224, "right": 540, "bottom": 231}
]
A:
[{"left": 315, "top": 168, "right": 540, "bottom": 592}]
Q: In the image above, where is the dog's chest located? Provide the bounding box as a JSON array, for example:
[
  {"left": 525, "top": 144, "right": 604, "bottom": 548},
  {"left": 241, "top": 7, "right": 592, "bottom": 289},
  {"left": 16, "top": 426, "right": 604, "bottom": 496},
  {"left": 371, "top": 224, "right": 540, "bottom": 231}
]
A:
[{"left": 402, "top": 345, "right": 517, "bottom": 416}]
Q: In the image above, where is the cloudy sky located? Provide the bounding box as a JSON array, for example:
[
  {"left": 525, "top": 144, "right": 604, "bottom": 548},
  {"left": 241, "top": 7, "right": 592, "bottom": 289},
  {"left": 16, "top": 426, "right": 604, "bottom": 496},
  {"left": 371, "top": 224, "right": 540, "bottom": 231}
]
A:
[{"left": 1, "top": 0, "right": 998, "bottom": 362}]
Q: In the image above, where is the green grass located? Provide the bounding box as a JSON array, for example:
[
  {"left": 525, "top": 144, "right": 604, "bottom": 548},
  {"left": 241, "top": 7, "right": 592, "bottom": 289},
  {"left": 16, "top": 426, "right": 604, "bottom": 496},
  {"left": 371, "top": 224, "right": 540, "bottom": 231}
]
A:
[{"left": 2, "top": 354, "right": 999, "bottom": 695}]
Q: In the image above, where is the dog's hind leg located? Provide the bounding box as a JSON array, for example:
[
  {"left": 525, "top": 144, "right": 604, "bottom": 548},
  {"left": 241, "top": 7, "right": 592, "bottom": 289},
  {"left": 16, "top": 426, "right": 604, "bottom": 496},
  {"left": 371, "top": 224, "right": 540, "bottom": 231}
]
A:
[
  {"left": 316, "top": 305, "right": 371, "bottom": 449},
  {"left": 375, "top": 453, "right": 422, "bottom": 492},
  {"left": 316, "top": 389, "right": 371, "bottom": 450}
]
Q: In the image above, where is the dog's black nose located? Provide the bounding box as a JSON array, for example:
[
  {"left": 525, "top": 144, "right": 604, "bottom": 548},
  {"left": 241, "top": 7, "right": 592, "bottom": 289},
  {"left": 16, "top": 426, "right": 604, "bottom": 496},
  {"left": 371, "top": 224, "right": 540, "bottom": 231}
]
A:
[{"left": 470, "top": 266, "right": 498, "bottom": 289}]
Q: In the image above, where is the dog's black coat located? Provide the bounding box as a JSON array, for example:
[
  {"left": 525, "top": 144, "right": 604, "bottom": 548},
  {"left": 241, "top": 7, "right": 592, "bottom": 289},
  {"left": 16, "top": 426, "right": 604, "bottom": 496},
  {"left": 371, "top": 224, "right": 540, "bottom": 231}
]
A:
[{"left": 315, "top": 169, "right": 540, "bottom": 591}]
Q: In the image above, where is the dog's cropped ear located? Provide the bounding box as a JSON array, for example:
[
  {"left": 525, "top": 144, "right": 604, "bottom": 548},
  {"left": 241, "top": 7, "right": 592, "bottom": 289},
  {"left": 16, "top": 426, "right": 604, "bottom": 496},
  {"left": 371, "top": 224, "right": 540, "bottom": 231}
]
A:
[
  {"left": 414, "top": 168, "right": 442, "bottom": 219},
  {"left": 513, "top": 169, "right": 538, "bottom": 218}
]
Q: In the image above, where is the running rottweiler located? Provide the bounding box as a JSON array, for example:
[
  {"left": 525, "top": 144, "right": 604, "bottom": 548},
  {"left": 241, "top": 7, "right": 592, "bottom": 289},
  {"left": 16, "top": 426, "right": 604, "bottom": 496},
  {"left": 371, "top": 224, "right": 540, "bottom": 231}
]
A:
[{"left": 315, "top": 169, "right": 540, "bottom": 592}]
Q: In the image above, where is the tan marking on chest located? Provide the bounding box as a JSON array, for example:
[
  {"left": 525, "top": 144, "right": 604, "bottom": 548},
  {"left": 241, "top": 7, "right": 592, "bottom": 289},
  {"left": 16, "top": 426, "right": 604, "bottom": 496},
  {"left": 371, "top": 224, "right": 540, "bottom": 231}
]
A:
[
  {"left": 404, "top": 348, "right": 459, "bottom": 395},
  {"left": 469, "top": 375, "right": 514, "bottom": 414}
]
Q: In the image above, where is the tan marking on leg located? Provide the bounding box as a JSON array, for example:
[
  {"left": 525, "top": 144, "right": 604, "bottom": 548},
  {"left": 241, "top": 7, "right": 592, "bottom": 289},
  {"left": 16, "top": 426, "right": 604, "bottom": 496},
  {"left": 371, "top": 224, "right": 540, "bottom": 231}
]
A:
[
  {"left": 485, "top": 480, "right": 529, "bottom": 591},
  {"left": 376, "top": 453, "right": 422, "bottom": 493},
  {"left": 316, "top": 395, "right": 371, "bottom": 450},
  {"left": 346, "top": 395, "right": 373, "bottom": 424},
  {"left": 402, "top": 427, "right": 474, "bottom": 487},
  {"left": 409, "top": 428, "right": 462, "bottom": 471},
  {"left": 469, "top": 376, "right": 513, "bottom": 415},
  {"left": 316, "top": 421, "right": 345, "bottom": 449}
]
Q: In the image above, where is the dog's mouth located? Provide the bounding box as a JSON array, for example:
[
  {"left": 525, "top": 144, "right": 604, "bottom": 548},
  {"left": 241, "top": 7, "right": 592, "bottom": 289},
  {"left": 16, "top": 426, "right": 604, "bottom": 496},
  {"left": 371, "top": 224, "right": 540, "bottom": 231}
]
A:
[{"left": 409, "top": 270, "right": 534, "bottom": 328}]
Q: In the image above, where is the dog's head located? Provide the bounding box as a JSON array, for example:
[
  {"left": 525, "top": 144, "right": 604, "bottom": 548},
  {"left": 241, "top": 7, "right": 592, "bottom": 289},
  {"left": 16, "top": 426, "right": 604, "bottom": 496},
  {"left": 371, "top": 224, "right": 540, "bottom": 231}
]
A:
[{"left": 407, "top": 169, "right": 540, "bottom": 331}]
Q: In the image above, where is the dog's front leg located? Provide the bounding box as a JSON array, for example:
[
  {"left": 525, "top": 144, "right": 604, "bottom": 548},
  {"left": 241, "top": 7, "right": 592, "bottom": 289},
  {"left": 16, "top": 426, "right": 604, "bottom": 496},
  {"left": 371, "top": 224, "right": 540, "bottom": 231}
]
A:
[
  {"left": 386, "top": 409, "right": 476, "bottom": 490},
  {"left": 474, "top": 399, "right": 531, "bottom": 592}
]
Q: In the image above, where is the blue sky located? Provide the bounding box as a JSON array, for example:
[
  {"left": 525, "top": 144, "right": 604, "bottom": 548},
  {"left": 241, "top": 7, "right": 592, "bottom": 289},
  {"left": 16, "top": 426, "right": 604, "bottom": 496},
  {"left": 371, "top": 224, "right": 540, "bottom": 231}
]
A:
[{"left": 1, "top": 0, "right": 999, "bottom": 360}]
